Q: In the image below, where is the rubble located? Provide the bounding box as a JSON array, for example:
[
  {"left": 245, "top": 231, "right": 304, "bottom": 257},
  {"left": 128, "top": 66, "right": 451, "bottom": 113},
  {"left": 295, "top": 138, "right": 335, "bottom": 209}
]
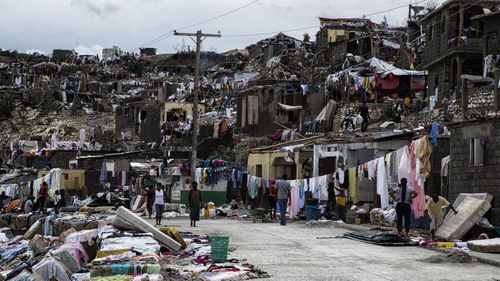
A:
[{"left": 422, "top": 250, "right": 477, "bottom": 264}]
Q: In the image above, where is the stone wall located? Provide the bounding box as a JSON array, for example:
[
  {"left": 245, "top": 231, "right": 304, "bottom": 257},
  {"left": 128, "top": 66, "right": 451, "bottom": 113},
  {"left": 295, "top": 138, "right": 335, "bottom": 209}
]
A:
[{"left": 466, "top": 85, "right": 495, "bottom": 113}]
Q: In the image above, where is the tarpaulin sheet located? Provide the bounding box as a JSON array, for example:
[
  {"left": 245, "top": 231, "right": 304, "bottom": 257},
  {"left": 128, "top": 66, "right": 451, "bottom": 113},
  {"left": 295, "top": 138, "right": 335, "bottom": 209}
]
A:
[
  {"left": 367, "top": 57, "right": 427, "bottom": 77},
  {"left": 343, "top": 231, "right": 418, "bottom": 246}
]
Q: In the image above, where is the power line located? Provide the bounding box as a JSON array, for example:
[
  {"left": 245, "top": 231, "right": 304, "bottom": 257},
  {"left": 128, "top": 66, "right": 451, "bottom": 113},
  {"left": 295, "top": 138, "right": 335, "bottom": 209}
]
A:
[
  {"left": 131, "top": 0, "right": 258, "bottom": 51},
  {"left": 224, "top": 25, "right": 320, "bottom": 38},
  {"left": 364, "top": 0, "right": 428, "bottom": 17}
]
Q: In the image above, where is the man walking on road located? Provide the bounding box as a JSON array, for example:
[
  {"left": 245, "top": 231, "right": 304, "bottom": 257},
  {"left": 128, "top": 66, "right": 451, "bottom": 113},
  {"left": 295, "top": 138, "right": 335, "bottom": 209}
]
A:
[
  {"left": 425, "top": 194, "right": 458, "bottom": 238},
  {"left": 276, "top": 174, "right": 291, "bottom": 226}
]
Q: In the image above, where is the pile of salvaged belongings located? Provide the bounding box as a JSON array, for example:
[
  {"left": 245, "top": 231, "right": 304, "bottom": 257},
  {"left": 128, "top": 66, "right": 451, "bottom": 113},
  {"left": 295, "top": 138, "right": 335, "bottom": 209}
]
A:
[
  {"left": 0, "top": 206, "right": 269, "bottom": 280},
  {"left": 369, "top": 207, "right": 396, "bottom": 227}
]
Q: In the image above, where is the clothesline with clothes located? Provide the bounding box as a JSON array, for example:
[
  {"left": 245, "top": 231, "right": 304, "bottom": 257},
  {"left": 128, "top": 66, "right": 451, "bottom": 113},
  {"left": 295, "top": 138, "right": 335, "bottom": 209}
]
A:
[
  {"left": 343, "top": 135, "right": 432, "bottom": 219},
  {"left": 195, "top": 160, "right": 246, "bottom": 188},
  {"left": 0, "top": 168, "right": 63, "bottom": 205},
  {"left": 244, "top": 135, "right": 433, "bottom": 220}
]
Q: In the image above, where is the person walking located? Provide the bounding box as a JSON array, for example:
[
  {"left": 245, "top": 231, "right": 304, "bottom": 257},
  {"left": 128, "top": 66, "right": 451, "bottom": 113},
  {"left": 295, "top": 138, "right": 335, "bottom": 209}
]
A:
[
  {"left": 145, "top": 186, "right": 155, "bottom": 219},
  {"left": 268, "top": 178, "right": 277, "bottom": 220},
  {"left": 425, "top": 194, "right": 458, "bottom": 238},
  {"left": 276, "top": 174, "right": 291, "bottom": 226},
  {"left": 154, "top": 184, "right": 165, "bottom": 226},
  {"left": 390, "top": 178, "right": 417, "bottom": 236},
  {"left": 189, "top": 181, "right": 202, "bottom": 227}
]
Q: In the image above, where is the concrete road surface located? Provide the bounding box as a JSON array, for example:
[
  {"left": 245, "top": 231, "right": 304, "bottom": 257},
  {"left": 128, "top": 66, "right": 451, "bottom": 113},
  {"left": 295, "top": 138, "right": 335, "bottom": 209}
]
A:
[{"left": 155, "top": 218, "right": 500, "bottom": 281}]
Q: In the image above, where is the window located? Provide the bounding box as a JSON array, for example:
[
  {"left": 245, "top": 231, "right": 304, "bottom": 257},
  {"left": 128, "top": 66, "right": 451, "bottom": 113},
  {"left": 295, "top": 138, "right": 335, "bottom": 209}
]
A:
[
  {"left": 74, "top": 177, "right": 80, "bottom": 187},
  {"left": 469, "top": 138, "right": 484, "bottom": 165},
  {"left": 256, "top": 165, "right": 263, "bottom": 177},
  {"left": 63, "top": 174, "right": 69, "bottom": 180}
]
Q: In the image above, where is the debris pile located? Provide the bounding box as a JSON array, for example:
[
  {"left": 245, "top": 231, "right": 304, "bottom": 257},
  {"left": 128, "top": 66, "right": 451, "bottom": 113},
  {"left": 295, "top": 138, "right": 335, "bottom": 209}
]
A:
[{"left": 0, "top": 208, "right": 269, "bottom": 281}]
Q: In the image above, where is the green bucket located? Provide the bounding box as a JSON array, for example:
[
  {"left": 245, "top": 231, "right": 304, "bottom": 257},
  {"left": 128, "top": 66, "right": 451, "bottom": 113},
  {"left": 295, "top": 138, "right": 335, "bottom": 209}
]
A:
[{"left": 210, "top": 236, "right": 229, "bottom": 263}]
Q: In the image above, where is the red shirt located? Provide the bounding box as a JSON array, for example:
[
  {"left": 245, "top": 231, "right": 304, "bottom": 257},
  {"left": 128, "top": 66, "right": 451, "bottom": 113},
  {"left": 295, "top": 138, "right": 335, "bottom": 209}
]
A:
[{"left": 39, "top": 186, "right": 48, "bottom": 197}]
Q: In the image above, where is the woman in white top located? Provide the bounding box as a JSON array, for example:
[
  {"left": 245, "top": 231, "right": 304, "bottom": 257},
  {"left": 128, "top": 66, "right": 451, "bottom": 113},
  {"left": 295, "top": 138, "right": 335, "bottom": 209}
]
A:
[{"left": 155, "top": 184, "right": 165, "bottom": 226}]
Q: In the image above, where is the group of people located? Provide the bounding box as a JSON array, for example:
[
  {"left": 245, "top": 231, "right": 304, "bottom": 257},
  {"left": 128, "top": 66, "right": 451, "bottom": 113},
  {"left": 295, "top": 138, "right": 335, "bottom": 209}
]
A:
[
  {"left": 390, "top": 177, "right": 457, "bottom": 237},
  {"left": 144, "top": 181, "right": 202, "bottom": 227},
  {"left": 268, "top": 174, "right": 457, "bottom": 237},
  {"left": 0, "top": 182, "right": 63, "bottom": 214}
]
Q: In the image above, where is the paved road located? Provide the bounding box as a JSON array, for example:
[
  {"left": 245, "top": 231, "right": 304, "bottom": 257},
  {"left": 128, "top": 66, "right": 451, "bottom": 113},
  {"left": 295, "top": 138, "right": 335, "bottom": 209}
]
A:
[{"left": 156, "top": 218, "right": 500, "bottom": 281}]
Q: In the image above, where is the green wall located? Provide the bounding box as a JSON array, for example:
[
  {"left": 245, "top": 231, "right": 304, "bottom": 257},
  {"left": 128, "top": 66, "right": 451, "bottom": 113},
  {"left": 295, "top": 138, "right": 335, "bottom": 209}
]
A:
[{"left": 173, "top": 190, "right": 226, "bottom": 206}]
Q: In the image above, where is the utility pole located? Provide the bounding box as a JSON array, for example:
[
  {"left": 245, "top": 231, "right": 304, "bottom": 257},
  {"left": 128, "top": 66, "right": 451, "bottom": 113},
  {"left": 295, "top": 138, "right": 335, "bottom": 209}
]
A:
[{"left": 174, "top": 30, "right": 221, "bottom": 181}]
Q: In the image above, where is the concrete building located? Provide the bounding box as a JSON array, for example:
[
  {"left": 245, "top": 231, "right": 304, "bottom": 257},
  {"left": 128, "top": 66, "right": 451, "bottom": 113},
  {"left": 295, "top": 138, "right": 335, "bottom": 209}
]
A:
[
  {"left": 102, "top": 46, "right": 123, "bottom": 61},
  {"left": 418, "top": 0, "right": 500, "bottom": 101},
  {"left": 448, "top": 118, "right": 500, "bottom": 225}
]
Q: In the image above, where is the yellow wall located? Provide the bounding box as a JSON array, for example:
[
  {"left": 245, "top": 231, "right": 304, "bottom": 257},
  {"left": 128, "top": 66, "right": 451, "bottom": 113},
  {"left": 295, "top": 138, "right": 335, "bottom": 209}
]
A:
[
  {"left": 161, "top": 102, "right": 207, "bottom": 123},
  {"left": 327, "top": 29, "right": 346, "bottom": 43},
  {"left": 247, "top": 151, "right": 304, "bottom": 179},
  {"left": 38, "top": 170, "right": 85, "bottom": 189}
]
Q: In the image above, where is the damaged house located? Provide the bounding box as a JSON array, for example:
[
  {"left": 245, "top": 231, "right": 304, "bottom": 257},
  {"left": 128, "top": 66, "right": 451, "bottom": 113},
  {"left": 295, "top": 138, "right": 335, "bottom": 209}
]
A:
[
  {"left": 418, "top": 0, "right": 500, "bottom": 101},
  {"left": 315, "top": 17, "right": 407, "bottom": 69},
  {"left": 237, "top": 80, "right": 325, "bottom": 138},
  {"left": 52, "top": 49, "right": 76, "bottom": 64},
  {"left": 115, "top": 100, "right": 161, "bottom": 143},
  {"left": 245, "top": 33, "right": 311, "bottom": 61}
]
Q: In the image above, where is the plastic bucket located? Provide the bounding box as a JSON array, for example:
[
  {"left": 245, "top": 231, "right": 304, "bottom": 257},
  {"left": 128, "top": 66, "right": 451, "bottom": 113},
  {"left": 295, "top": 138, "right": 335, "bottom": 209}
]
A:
[
  {"left": 306, "top": 205, "right": 318, "bottom": 221},
  {"left": 210, "top": 236, "right": 229, "bottom": 263}
]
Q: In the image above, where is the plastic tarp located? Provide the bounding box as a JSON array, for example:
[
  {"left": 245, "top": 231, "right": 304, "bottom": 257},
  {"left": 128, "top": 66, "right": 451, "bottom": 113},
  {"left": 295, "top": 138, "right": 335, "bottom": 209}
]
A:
[
  {"left": 343, "top": 231, "right": 418, "bottom": 246},
  {"left": 277, "top": 103, "right": 303, "bottom": 111},
  {"left": 382, "top": 39, "right": 400, "bottom": 49},
  {"left": 367, "top": 57, "right": 427, "bottom": 77}
]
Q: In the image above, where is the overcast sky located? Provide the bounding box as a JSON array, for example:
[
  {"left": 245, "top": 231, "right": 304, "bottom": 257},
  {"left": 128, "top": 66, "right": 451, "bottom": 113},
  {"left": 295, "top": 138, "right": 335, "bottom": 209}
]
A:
[{"left": 0, "top": 0, "right": 443, "bottom": 56}]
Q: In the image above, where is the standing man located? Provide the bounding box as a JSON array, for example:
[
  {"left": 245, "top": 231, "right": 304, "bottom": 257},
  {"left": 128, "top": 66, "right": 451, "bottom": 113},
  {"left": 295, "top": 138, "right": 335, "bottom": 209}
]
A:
[
  {"left": 145, "top": 186, "right": 155, "bottom": 219},
  {"left": 37, "top": 182, "right": 49, "bottom": 213},
  {"left": 390, "top": 178, "right": 417, "bottom": 236},
  {"left": 327, "top": 175, "right": 336, "bottom": 216},
  {"left": 154, "top": 184, "right": 165, "bottom": 226},
  {"left": 425, "top": 194, "right": 458, "bottom": 238},
  {"left": 54, "top": 190, "right": 62, "bottom": 214},
  {"left": 276, "top": 174, "right": 291, "bottom": 226},
  {"left": 189, "top": 182, "right": 202, "bottom": 227},
  {"left": 24, "top": 196, "right": 34, "bottom": 213},
  {"left": 359, "top": 102, "right": 369, "bottom": 132}
]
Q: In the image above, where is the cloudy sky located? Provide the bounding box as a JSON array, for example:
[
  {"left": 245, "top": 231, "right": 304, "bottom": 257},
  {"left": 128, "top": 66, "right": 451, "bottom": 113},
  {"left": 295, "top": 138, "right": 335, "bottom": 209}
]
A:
[{"left": 0, "top": 0, "right": 442, "bottom": 56}]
